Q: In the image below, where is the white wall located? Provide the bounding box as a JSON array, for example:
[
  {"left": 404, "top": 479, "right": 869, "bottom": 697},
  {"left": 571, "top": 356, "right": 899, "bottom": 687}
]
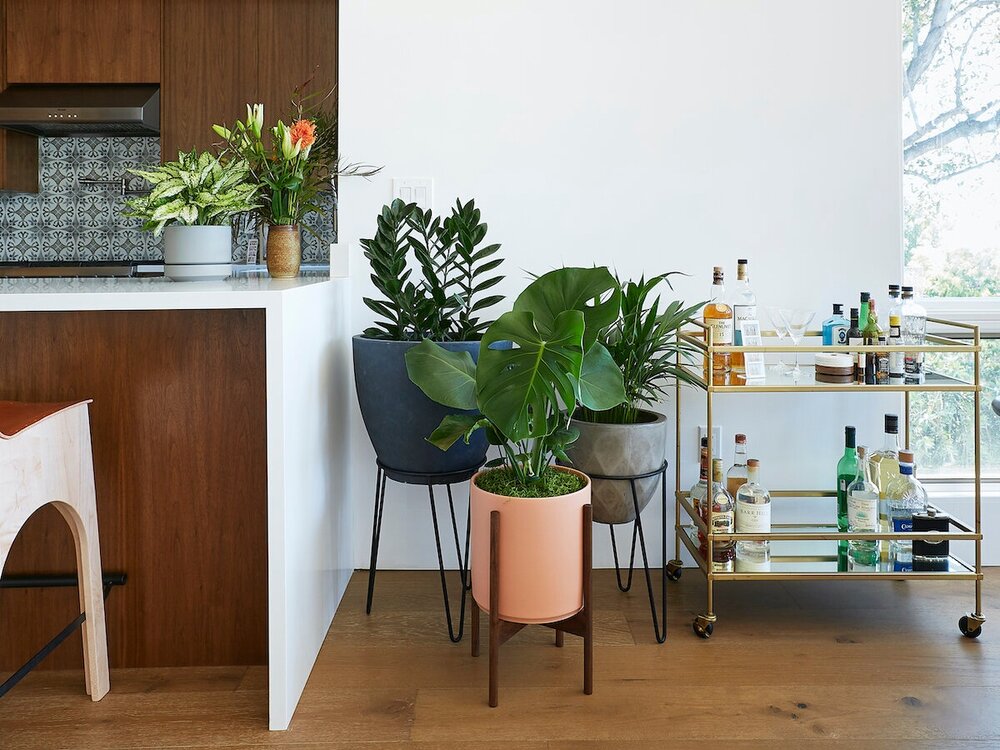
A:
[{"left": 338, "top": 0, "right": 907, "bottom": 571}]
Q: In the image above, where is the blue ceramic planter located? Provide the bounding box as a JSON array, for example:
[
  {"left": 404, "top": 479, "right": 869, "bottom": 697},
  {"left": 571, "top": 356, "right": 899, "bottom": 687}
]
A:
[{"left": 353, "top": 335, "right": 487, "bottom": 477}]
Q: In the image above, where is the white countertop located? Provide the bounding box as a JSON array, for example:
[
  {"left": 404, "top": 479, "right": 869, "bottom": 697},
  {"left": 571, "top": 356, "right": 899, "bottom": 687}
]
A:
[{"left": 0, "top": 274, "right": 340, "bottom": 312}]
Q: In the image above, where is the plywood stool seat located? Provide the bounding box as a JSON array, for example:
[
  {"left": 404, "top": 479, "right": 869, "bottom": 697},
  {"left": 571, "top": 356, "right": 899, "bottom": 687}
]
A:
[{"left": 0, "top": 400, "right": 110, "bottom": 700}]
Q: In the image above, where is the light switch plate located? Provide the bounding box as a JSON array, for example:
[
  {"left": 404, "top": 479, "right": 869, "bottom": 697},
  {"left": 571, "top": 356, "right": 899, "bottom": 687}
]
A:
[
  {"left": 392, "top": 178, "right": 434, "bottom": 209},
  {"left": 698, "top": 425, "right": 723, "bottom": 458}
]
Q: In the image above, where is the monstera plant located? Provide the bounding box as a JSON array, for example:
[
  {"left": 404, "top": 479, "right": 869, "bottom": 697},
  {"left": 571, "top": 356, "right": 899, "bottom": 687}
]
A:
[{"left": 406, "top": 266, "right": 626, "bottom": 625}]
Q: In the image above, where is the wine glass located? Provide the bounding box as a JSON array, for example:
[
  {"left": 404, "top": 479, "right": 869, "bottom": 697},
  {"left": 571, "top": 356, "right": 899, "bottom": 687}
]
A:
[
  {"left": 764, "top": 307, "right": 791, "bottom": 374},
  {"left": 778, "top": 308, "right": 816, "bottom": 381}
]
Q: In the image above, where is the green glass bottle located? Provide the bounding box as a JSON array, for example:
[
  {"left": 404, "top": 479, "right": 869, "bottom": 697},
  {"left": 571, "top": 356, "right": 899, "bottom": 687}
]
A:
[
  {"left": 837, "top": 425, "right": 858, "bottom": 534},
  {"left": 862, "top": 297, "right": 883, "bottom": 385}
]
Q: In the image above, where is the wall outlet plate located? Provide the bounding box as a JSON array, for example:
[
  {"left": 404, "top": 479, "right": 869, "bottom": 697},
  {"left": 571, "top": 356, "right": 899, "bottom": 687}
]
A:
[
  {"left": 698, "top": 425, "right": 723, "bottom": 458},
  {"left": 392, "top": 178, "right": 433, "bottom": 209}
]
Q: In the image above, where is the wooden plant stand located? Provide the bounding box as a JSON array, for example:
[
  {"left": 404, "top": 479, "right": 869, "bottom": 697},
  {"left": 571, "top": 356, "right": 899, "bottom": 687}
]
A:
[{"left": 470, "top": 505, "right": 593, "bottom": 707}]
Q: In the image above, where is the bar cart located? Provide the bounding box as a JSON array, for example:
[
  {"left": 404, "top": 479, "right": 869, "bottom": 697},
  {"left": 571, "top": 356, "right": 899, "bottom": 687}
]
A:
[{"left": 668, "top": 318, "right": 985, "bottom": 639}]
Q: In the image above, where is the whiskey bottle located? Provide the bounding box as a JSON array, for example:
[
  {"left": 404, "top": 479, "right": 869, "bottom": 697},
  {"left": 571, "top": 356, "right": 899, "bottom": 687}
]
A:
[
  {"left": 703, "top": 266, "right": 733, "bottom": 376},
  {"left": 690, "top": 438, "right": 709, "bottom": 548},
  {"left": 735, "top": 458, "right": 770, "bottom": 557},
  {"left": 702, "top": 458, "right": 735, "bottom": 570},
  {"left": 726, "top": 433, "right": 748, "bottom": 497},
  {"left": 730, "top": 259, "right": 756, "bottom": 374}
]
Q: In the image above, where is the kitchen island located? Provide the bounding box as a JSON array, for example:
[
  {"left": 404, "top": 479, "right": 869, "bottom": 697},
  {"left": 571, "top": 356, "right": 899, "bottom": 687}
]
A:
[{"left": 0, "top": 275, "right": 352, "bottom": 730}]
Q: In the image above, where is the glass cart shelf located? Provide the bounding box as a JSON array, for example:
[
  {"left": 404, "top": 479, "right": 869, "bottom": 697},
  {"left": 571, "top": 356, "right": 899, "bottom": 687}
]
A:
[{"left": 670, "top": 316, "right": 986, "bottom": 639}]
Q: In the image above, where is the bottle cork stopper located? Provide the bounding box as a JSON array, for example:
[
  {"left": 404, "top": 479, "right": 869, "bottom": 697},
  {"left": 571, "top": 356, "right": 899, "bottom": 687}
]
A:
[
  {"left": 735, "top": 433, "right": 746, "bottom": 444},
  {"left": 747, "top": 458, "right": 760, "bottom": 467}
]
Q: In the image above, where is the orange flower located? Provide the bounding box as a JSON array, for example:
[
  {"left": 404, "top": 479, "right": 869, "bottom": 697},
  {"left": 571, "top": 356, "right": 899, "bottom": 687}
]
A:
[{"left": 289, "top": 119, "right": 316, "bottom": 149}]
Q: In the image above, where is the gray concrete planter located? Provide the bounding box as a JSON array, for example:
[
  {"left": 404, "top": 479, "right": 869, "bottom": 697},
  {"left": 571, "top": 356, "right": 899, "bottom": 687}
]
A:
[{"left": 564, "top": 410, "right": 668, "bottom": 525}]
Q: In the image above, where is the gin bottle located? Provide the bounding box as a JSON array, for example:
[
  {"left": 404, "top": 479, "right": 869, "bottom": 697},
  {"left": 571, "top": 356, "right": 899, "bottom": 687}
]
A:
[
  {"left": 726, "top": 433, "right": 748, "bottom": 497},
  {"left": 900, "top": 286, "right": 927, "bottom": 384},
  {"left": 885, "top": 450, "right": 928, "bottom": 568},
  {"left": 735, "top": 459, "right": 770, "bottom": 557},
  {"left": 847, "top": 446, "right": 879, "bottom": 567},
  {"left": 822, "top": 303, "right": 850, "bottom": 346}
]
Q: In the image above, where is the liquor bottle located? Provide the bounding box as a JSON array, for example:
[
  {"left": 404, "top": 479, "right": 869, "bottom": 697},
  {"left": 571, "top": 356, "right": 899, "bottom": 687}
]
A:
[
  {"left": 847, "top": 307, "right": 863, "bottom": 385},
  {"left": 888, "top": 314, "right": 904, "bottom": 385},
  {"left": 870, "top": 413, "right": 901, "bottom": 560},
  {"left": 900, "top": 286, "right": 927, "bottom": 385},
  {"left": 726, "top": 433, "right": 748, "bottom": 497},
  {"left": 859, "top": 291, "right": 870, "bottom": 332},
  {"left": 862, "top": 297, "right": 883, "bottom": 385},
  {"left": 847, "top": 446, "right": 880, "bottom": 568},
  {"left": 703, "top": 266, "right": 733, "bottom": 376},
  {"left": 885, "top": 450, "right": 928, "bottom": 569},
  {"left": 702, "top": 458, "right": 735, "bottom": 570},
  {"left": 821, "top": 303, "right": 850, "bottom": 346},
  {"left": 730, "top": 259, "right": 757, "bottom": 374},
  {"left": 876, "top": 334, "right": 890, "bottom": 385},
  {"left": 690, "top": 438, "right": 709, "bottom": 547},
  {"left": 888, "top": 284, "right": 901, "bottom": 318},
  {"left": 735, "top": 458, "right": 770, "bottom": 557},
  {"left": 836, "top": 425, "right": 858, "bottom": 533}
]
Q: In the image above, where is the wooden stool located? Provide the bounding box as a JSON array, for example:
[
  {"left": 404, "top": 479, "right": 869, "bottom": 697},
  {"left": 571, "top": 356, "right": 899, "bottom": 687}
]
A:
[
  {"left": 470, "top": 505, "right": 593, "bottom": 707},
  {"left": 0, "top": 400, "right": 110, "bottom": 701}
]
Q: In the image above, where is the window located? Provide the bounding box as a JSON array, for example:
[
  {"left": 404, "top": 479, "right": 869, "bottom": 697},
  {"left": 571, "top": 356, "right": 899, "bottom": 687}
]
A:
[{"left": 902, "top": 1, "right": 1000, "bottom": 478}]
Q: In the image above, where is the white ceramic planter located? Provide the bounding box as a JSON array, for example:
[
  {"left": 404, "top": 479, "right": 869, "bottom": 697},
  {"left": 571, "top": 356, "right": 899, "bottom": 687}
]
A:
[{"left": 162, "top": 225, "right": 233, "bottom": 281}]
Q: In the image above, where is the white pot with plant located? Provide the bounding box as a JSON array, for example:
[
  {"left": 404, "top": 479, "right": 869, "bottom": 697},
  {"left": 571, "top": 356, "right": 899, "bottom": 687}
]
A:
[{"left": 124, "top": 149, "right": 260, "bottom": 281}]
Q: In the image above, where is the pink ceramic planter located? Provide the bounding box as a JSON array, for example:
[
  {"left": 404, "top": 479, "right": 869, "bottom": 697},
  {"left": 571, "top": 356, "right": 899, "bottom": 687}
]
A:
[{"left": 470, "top": 467, "right": 591, "bottom": 624}]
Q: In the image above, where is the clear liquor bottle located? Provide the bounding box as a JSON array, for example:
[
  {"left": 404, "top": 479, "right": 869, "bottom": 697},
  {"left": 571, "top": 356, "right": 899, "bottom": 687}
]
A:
[
  {"left": 870, "top": 413, "right": 901, "bottom": 561},
  {"left": 887, "top": 284, "right": 901, "bottom": 320},
  {"left": 888, "top": 314, "right": 904, "bottom": 385},
  {"left": 836, "top": 425, "right": 858, "bottom": 534},
  {"left": 900, "top": 286, "right": 927, "bottom": 385},
  {"left": 735, "top": 458, "right": 770, "bottom": 557},
  {"left": 847, "top": 446, "right": 880, "bottom": 568},
  {"left": 730, "top": 259, "right": 756, "bottom": 374},
  {"left": 726, "top": 433, "right": 748, "bottom": 498},
  {"left": 703, "top": 266, "right": 733, "bottom": 376},
  {"left": 702, "top": 458, "right": 735, "bottom": 570},
  {"left": 885, "top": 449, "right": 928, "bottom": 567}
]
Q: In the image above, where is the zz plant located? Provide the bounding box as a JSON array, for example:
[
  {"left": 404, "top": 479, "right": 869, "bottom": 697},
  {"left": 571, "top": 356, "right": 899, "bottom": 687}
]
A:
[
  {"left": 577, "top": 273, "right": 705, "bottom": 424},
  {"left": 405, "top": 267, "right": 628, "bottom": 491},
  {"left": 361, "top": 198, "right": 504, "bottom": 341},
  {"left": 123, "top": 149, "right": 259, "bottom": 236}
]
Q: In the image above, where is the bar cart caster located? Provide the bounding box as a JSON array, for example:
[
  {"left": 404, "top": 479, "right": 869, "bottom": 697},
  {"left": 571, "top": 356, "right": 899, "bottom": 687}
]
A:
[
  {"left": 959, "top": 613, "right": 985, "bottom": 639},
  {"left": 666, "top": 559, "right": 683, "bottom": 581},
  {"left": 693, "top": 613, "right": 716, "bottom": 639}
]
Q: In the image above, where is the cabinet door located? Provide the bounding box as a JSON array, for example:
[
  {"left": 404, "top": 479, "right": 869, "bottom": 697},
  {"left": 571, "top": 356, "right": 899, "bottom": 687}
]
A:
[
  {"left": 5, "top": 0, "right": 160, "bottom": 84},
  {"left": 160, "top": 0, "right": 258, "bottom": 160},
  {"left": 0, "top": 0, "right": 38, "bottom": 192},
  {"left": 257, "top": 0, "right": 338, "bottom": 125}
]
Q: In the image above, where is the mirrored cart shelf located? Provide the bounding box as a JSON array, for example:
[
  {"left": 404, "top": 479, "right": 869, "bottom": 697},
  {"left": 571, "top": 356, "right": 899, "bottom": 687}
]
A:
[{"left": 670, "top": 316, "right": 986, "bottom": 639}]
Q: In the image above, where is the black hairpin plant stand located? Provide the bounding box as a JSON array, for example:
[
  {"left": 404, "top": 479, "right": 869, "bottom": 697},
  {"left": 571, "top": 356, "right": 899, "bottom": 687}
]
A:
[
  {"left": 589, "top": 460, "right": 678, "bottom": 644},
  {"left": 365, "top": 459, "right": 474, "bottom": 643}
]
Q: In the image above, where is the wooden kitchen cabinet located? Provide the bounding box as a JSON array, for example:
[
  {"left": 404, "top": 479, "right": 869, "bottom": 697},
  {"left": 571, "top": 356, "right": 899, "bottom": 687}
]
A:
[
  {"left": 161, "top": 0, "right": 338, "bottom": 162},
  {"left": 0, "top": 0, "right": 37, "bottom": 192},
  {"left": 4, "top": 0, "right": 160, "bottom": 84}
]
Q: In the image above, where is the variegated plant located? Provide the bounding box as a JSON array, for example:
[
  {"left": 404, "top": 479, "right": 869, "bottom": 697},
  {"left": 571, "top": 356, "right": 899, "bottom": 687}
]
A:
[{"left": 123, "top": 149, "right": 260, "bottom": 236}]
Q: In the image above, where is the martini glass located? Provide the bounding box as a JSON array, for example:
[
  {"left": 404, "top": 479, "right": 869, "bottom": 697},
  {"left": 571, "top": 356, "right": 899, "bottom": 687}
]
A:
[
  {"left": 764, "top": 307, "right": 791, "bottom": 374},
  {"left": 778, "top": 308, "right": 816, "bottom": 381}
]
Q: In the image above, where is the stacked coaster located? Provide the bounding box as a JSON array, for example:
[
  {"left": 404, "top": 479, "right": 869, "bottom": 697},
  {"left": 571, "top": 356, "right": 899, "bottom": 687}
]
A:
[{"left": 815, "top": 353, "right": 854, "bottom": 384}]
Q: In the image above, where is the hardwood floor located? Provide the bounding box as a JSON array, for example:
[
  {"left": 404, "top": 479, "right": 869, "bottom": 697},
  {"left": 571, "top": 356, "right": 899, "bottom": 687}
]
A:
[{"left": 0, "top": 569, "right": 995, "bottom": 748}]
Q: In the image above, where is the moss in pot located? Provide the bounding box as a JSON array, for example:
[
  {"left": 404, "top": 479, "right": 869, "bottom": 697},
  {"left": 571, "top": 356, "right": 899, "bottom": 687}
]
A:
[
  {"left": 406, "top": 266, "right": 626, "bottom": 623},
  {"left": 566, "top": 273, "right": 705, "bottom": 525}
]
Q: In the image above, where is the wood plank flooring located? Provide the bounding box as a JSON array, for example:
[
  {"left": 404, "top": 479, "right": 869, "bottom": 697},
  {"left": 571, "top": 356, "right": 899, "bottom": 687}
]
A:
[{"left": 0, "top": 569, "right": 994, "bottom": 748}]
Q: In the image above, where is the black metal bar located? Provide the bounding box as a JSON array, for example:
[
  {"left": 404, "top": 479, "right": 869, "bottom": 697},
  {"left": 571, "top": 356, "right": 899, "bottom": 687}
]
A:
[
  {"left": 365, "top": 465, "right": 387, "bottom": 615},
  {"left": 428, "top": 485, "right": 468, "bottom": 643},
  {"left": 0, "top": 577, "right": 123, "bottom": 699},
  {"left": 608, "top": 522, "right": 638, "bottom": 592}
]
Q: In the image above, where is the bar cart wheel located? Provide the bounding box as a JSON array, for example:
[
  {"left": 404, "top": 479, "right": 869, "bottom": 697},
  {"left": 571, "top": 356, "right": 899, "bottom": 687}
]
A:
[
  {"left": 693, "top": 614, "right": 715, "bottom": 639},
  {"left": 959, "top": 614, "right": 984, "bottom": 639},
  {"left": 666, "top": 559, "right": 683, "bottom": 581}
]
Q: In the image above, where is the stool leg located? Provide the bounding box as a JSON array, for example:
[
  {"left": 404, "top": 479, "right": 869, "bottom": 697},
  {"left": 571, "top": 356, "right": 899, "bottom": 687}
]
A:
[
  {"left": 583, "top": 504, "right": 593, "bottom": 696},
  {"left": 471, "top": 591, "right": 480, "bottom": 657},
  {"left": 555, "top": 629, "right": 564, "bottom": 648},
  {"left": 489, "top": 510, "right": 500, "bottom": 708}
]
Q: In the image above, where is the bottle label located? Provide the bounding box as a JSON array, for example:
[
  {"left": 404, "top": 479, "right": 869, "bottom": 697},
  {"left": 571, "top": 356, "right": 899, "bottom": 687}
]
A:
[
  {"left": 736, "top": 500, "right": 770, "bottom": 533},
  {"left": 889, "top": 350, "right": 904, "bottom": 379},
  {"left": 848, "top": 490, "right": 879, "bottom": 531},
  {"left": 705, "top": 315, "right": 734, "bottom": 346},
  {"left": 832, "top": 325, "right": 848, "bottom": 345},
  {"left": 892, "top": 517, "right": 914, "bottom": 533},
  {"left": 733, "top": 305, "right": 757, "bottom": 346},
  {"left": 708, "top": 509, "right": 734, "bottom": 534},
  {"left": 849, "top": 336, "right": 864, "bottom": 378}
]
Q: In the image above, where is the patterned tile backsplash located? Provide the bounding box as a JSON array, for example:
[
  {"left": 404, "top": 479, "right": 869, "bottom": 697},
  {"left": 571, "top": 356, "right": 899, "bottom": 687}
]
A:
[{"left": 0, "top": 136, "right": 333, "bottom": 264}]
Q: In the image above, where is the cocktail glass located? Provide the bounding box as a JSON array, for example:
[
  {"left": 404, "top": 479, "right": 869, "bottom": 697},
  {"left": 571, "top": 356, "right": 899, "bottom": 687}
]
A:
[
  {"left": 777, "top": 308, "right": 816, "bottom": 381},
  {"left": 764, "top": 307, "right": 791, "bottom": 374}
]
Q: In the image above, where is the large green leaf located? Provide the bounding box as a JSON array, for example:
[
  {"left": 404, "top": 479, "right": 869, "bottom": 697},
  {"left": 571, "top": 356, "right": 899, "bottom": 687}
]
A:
[
  {"left": 404, "top": 339, "right": 478, "bottom": 410},
  {"left": 513, "top": 267, "right": 621, "bottom": 350},
  {"left": 578, "top": 342, "right": 627, "bottom": 411},
  {"left": 477, "top": 309, "right": 585, "bottom": 442},
  {"left": 427, "top": 413, "right": 487, "bottom": 451}
]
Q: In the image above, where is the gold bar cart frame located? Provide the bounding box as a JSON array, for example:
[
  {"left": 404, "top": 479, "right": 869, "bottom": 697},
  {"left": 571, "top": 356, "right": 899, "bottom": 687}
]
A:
[{"left": 670, "top": 317, "right": 985, "bottom": 639}]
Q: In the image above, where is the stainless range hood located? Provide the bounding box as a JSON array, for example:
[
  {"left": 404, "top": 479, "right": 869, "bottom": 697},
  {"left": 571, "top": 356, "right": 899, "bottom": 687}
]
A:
[{"left": 0, "top": 84, "right": 159, "bottom": 137}]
